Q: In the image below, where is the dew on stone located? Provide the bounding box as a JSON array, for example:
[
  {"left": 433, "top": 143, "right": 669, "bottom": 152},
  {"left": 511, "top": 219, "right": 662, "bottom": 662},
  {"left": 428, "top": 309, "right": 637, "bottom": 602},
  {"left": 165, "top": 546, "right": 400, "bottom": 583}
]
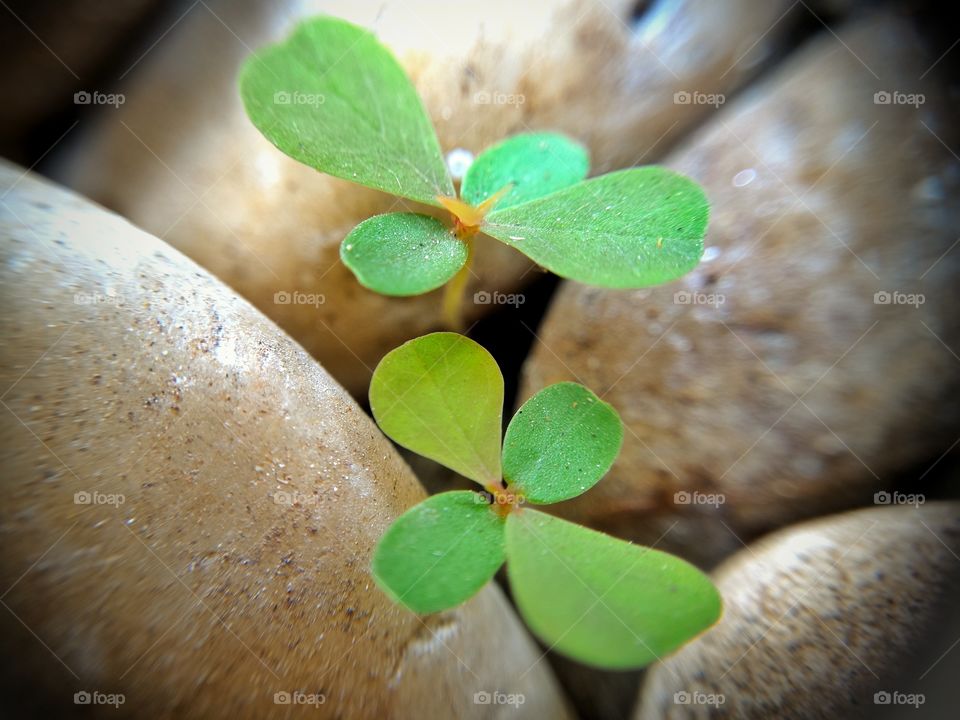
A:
[
  {"left": 732, "top": 169, "right": 757, "bottom": 187},
  {"left": 702, "top": 246, "right": 722, "bottom": 262}
]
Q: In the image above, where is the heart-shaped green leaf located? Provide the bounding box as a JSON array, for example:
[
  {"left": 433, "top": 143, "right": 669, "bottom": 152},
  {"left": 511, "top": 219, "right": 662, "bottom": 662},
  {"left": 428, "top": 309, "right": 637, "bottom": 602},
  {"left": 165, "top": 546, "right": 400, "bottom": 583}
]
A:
[
  {"left": 370, "top": 333, "right": 503, "bottom": 485},
  {"left": 372, "top": 491, "right": 506, "bottom": 614},
  {"left": 239, "top": 16, "right": 453, "bottom": 206},
  {"left": 503, "top": 382, "right": 622, "bottom": 504},
  {"left": 482, "top": 167, "right": 708, "bottom": 287},
  {"left": 506, "top": 509, "right": 722, "bottom": 669},
  {"left": 461, "top": 132, "right": 589, "bottom": 211},
  {"left": 341, "top": 213, "right": 466, "bottom": 296}
]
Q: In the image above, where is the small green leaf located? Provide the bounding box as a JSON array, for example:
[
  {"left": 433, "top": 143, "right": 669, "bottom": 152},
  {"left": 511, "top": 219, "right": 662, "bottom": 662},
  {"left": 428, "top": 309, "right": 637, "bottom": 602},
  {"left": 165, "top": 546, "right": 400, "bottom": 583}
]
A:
[
  {"left": 506, "top": 509, "right": 722, "bottom": 669},
  {"left": 341, "top": 213, "right": 465, "bottom": 296},
  {"left": 461, "top": 132, "right": 589, "bottom": 211},
  {"left": 502, "top": 383, "right": 622, "bottom": 504},
  {"left": 372, "top": 491, "right": 505, "bottom": 613},
  {"left": 370, "top": 333, "right": 503, "bottom": 485},
  {"left": 482, "top": 168, "right": 708, "bottom": 287},
  {"left": 239, "top": 16, "right": 454, "bottom": 206}
]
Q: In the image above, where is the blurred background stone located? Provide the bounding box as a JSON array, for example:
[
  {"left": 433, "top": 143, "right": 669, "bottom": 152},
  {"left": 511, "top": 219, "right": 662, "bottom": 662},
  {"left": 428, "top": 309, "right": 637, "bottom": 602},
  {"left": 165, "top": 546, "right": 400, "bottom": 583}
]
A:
[
  {"left": 635, "top": 502, "right": 960, "bottom": 719},
  {"left": 520, "top": 10, "right": 960, "bottom": 569}
]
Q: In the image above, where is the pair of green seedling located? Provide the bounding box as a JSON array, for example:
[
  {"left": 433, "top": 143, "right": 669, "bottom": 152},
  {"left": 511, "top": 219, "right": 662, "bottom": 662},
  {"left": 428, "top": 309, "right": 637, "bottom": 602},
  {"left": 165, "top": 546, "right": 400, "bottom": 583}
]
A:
[
  {"left": 366, "top": 333, "right": 721, "bottom": 670},
  {"left": 239, "top": 17, "right": 719, "bottom": 668},
  {"left": 239, "top": 16, "right": 709, "bottom": 326}
]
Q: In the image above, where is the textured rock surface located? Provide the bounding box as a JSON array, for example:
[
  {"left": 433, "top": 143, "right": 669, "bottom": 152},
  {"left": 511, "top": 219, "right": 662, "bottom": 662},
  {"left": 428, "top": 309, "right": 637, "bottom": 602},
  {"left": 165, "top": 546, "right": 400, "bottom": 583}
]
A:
[
  {"left": 635, "top": 502, "right": 960, "bottom": 719},
  {"left": 53, "top": 0, "right": 802, "bottom": 395},
  {"left": 520, "top": 12, "right": 960, "bottom": 565},
  {"left": 0, "top": 162, "right": 571, "bottom": 719}
]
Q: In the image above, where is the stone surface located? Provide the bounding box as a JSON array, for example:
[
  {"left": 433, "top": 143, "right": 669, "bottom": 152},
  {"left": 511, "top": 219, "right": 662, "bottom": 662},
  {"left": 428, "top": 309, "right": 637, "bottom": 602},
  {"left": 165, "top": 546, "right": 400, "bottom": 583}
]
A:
[
  {"left": 635, "top": 502, "right": 960, "bottom": 719},
  {"left": 53, "top": 0, "right": 802, "bottom": 395},
  {"left": 0, "top": 161, "right": 571, "bottom": 719},
  {"left": 520, "top": 12, "right": 960, "bottom": 566}
]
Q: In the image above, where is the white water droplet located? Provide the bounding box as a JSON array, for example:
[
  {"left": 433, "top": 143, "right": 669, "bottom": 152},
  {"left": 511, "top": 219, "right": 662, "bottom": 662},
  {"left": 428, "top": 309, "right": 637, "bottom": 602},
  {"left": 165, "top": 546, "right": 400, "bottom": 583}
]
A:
[
  {"left": 445, "top": 148, "right": 474, "bottom": 181},
  {"left": 732, "top": 168, "right": 756, "bottom": 187}
]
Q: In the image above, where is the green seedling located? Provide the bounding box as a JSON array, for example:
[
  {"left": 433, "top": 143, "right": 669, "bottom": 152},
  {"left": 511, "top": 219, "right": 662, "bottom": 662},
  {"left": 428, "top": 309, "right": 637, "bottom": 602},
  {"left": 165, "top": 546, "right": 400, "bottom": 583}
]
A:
[
  {"left": 239, "top": 17, "right": 709, "bottom": 327},
  {"left": 368, "top": 333, "right": 721, "bottom": 669}
]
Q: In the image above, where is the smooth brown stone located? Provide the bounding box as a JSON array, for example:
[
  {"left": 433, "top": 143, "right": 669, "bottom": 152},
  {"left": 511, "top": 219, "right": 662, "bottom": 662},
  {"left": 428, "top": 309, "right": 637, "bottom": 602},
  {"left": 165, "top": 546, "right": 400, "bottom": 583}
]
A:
[
  {"left": 635, "top": 502, "right": 960, "bottom": 719},
  {"left": 520, "top": 12, "right": 960, "bottom": 565},
  {"left": 0, "top": 161, "right": 571, "bottom": 719}
]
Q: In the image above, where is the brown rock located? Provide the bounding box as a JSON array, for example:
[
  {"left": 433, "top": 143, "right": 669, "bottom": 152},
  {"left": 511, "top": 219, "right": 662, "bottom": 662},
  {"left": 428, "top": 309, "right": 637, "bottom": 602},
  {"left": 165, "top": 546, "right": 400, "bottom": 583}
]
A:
[
  {"left": 0, "top": 161, "right": 571, "bottom": 719},
  {"left": 520, "top": 12, "right": 960, "bottom": 565},
  {"left": 52, "top": 0, "right": 802, "bottom": 395},
  {"left": 634, "top": 502, "right": 960, "bottom": 719}
]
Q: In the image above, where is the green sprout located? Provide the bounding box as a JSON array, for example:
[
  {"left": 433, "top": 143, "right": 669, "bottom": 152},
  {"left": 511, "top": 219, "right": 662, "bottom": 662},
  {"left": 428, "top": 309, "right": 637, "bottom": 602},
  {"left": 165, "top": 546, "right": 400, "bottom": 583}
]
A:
[
  {"left": 239, "top": 17, "right": 709, "bottom": 327},
  {"left": 368, "top": 332, "right": 721, "bottom": 669}
]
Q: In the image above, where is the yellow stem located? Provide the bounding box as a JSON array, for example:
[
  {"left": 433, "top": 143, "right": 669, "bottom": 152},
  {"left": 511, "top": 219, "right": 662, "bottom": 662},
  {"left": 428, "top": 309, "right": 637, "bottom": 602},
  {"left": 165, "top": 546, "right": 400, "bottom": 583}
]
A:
[{"left": 441, "top": 238, "right": 474, "bottom": 330}]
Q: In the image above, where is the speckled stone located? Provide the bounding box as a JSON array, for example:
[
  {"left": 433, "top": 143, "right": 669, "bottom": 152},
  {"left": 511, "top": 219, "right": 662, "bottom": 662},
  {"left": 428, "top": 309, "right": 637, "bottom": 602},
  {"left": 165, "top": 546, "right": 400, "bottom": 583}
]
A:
[
  {"left": 520, "top": 12, "right": 960, "bottom": 565},
  {"left": 0, "top": 161, "right": 571, "bottom": 719},
  {"left": 52, "top": 0, "right": 801, "bottom": 395},
  {"left": 635, "top": 502, "right": 960, "bottom": 720}
]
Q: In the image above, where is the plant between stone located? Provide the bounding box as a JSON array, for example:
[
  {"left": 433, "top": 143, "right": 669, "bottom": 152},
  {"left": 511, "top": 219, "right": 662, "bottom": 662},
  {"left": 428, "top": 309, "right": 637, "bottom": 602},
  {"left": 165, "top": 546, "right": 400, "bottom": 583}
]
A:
[
  {"left": 239, "top": 16, "right": 710, "bottom": 328},
  {"left": 367, "top": 332, "right": 722, "bottom": 670}
]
